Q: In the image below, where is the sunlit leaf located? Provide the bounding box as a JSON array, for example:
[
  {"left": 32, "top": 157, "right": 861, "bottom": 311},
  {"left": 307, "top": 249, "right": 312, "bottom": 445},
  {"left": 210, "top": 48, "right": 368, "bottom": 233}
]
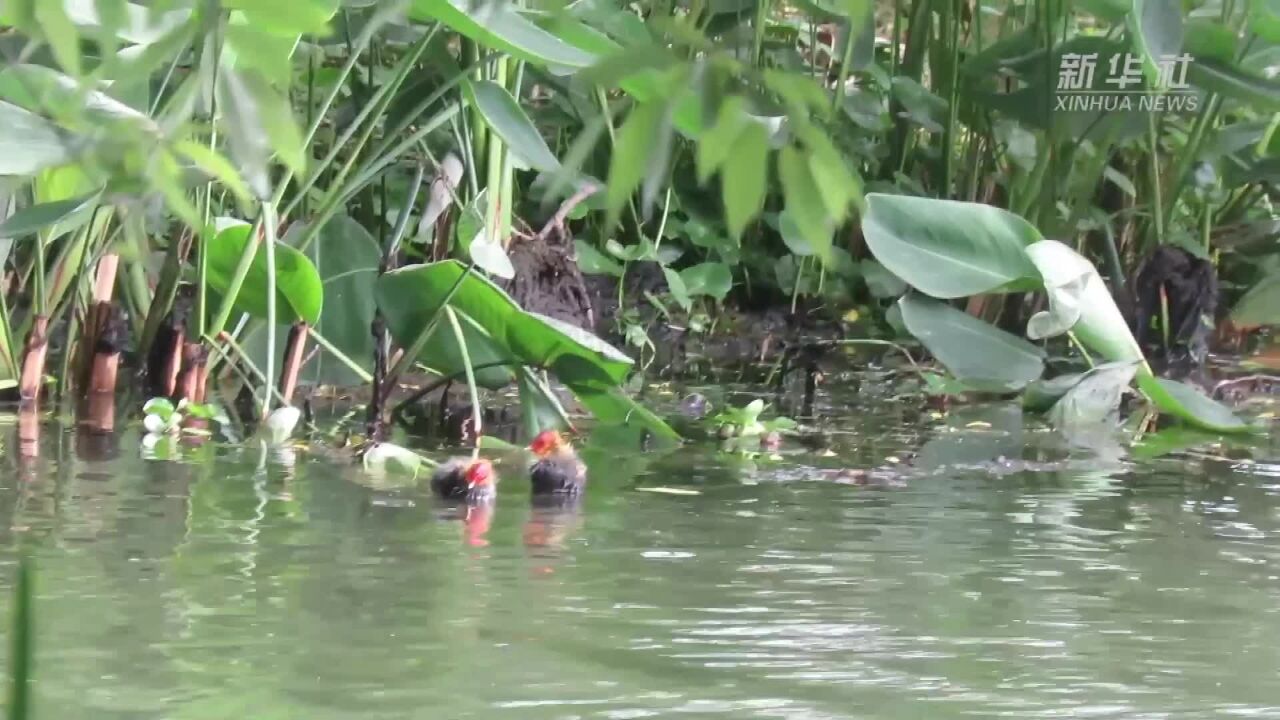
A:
[
  {"left": 722, "top": 121, "right": 768, "bottom": 238},
  {"left": 470, "top": 80, "right": 560, "bottom": 173},
  {"left": 206, "top": 222, "right": 324, "bottom": 325}
]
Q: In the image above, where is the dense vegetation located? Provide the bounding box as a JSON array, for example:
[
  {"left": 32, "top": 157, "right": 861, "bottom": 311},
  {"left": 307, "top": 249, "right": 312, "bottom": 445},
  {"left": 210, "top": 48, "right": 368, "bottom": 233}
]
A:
[{"left": 0, "top": 0, "right": 1277, "bottom": 460}]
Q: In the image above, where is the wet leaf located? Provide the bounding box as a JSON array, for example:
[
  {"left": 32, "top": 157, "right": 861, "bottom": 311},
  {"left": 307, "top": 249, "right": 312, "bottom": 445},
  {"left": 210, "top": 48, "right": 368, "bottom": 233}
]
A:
[
  {"left": 1137, "top": 376, "right": 1252, "bottom": 433},
  {"left": 1048, "top": 361, "right": 1139, "bottom": 431}
]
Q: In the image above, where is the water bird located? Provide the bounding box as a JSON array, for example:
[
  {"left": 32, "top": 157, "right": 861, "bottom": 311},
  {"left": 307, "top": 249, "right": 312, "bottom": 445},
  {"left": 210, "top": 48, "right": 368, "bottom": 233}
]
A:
[
  {"left": 430, "top": 457, "right": 497, "bottom": 503},
  {"left": 527, "top": 430, "right": 587, "bottom": 497}
]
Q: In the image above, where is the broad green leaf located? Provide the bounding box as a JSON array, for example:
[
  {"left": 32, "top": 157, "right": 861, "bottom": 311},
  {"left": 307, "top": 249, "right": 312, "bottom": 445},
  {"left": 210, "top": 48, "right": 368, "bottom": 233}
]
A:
[
  {"left": 722, "top": 121, "right": 767, "bottom": 238},
  {"left": 1231, "top": 271, "right": 1280, "bottom": 326},
  {"left": 566, "top": 380, "right": 681, "bottom": 448},
  {"left": 1137, "top": 375, "right": 1251, "bottom": 433},
  {"left": 410, "top": 0, "right": 596, "bottom": 71},
  {"left": 574, "top": 239, "right": 624, "bottom": 276},
  {"left": 1185, "top": 19, "right": 1239, "bottom": 63},
  {"left": 663, "top": 267, "right": 691, "bottom": 311},
  {"left": 302, "top": 216, "right": 380, "bottom": 386},
  {"left": 377, "top": 261, "right": 633, "bottom": 388},
  {"left": 779, "top": 145, "right": 832, "bottom": 263},
  {"left": 225, "top": 20, "right": 301, "bottom": 86},
  {"left": 469, "top": 80, "right": 560, "bottom": 173},
  {"left": 680, "top": 262, "right": 733, "bottom": 301},
  {"left": 216, "top": 68, "right": 273, "bottom": 198},
  {"left": 1188, "top": 59, "right": 1280, "bottom": 111},
  {"left": 898, "top": 294, "right": 1045, "bottom": 392},
  {"left": 1128, "top": 0, "right": 1183, "bottom": 81},
  {"left": 0, "top": 191, "right": 101, "bottom": 239},
  {"left": 606, "top": 100, "right": 663, "bottom": 225},
  {"left": 697, "top": 95, "right": 748, "bottom": 183},
  {"left": 206, "top": 222, "right": 324, "bottom": 325},
  {"left": 862, "top": 193, "right": 1043, "bottom": 298},
  {"left": 1251, "top": 0, "right": 1280, "bottom": 43},
  {"left": 0, "top": 64, "right": 154, "bottom": 128},
  {"left": 0, "top": 101, "right": 71, "bottom": 175}
]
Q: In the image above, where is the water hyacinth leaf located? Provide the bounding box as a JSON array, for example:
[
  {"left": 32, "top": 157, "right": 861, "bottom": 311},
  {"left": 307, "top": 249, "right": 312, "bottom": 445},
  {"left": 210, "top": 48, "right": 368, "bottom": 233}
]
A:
[
  {"left": 0, "top": 190, "right": 101, "bottom": 239},
  {"left": 1136, "top": 375, "right": 1251, "bottom": 433},
  {"left": 722, "top": 121, "right": 768, "bottom": 238},
  {"left": 1128, "top": 0, "right": 1183, "bottom": 81},
  {"left": 1230, "top": 270, "right": 1280, "bottom": 327},
  {"left": 1048, "top": 361, "right": 1139, "bottom": 432},
  {"left": 898, "top": 294, "right": 1045, "bottom": 392},
  {"left": 206, "top": 223, "right": 324, "bottom": 325},
  {"left": 0, "top": 101, "right": 72, "bottom": 175},
  {"left": 410, "top": 0, "right": 596, "bottom": 70},
  {"left": 862, "top": 194, "right": 1043, "bottom": 298},
  {"left": 470, "top": 80, "right": 560, "bottom": 173}
]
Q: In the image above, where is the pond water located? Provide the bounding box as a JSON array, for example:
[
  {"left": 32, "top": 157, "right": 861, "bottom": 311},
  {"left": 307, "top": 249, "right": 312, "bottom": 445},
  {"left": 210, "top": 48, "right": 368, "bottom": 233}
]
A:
[{"left": 4, "top": 381, "right": 1280, "bottom": 719}]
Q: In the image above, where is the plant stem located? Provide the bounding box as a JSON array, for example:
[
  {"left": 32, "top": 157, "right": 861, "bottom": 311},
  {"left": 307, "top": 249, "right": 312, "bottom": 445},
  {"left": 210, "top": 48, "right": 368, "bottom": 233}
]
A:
[
  {"left": 262, "top": 200, "right": 277, "bottom": 418},
  {"left": 1146, "top": 111, "right": 1164, "bottom": 246},
  {"left": 445, "top": 307, "right": 482, "bottom": 444},
  {"left": 381, "top": 262, "right": 474, "bottom": 396},
  {"left": 309, "top": 328, "right": 374, "bottom": 384}
]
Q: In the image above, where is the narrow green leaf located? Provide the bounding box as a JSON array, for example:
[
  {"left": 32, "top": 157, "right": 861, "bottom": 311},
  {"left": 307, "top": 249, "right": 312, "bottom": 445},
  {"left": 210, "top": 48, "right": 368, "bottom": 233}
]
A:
[
  {"left": 34, "top": 0, "right": 82, "bottom": 77},
  {"left": 778, "top": 145, "right": 832, "bottom": 263},
  {"left": 1128, "top": 0, "right": 1183, "bottom": 81},
  {"left": 0, "top": 191, "right": 100, "bottom": 239},
  {"left": 222, "top": 0, "right": 337, "bottom": 37},
  {"left": 722, "top": 122, "right": 768, "bottom": 238},
  {"left": 1188, "top": 58, "right": 1280, "bottom": 111},
  {"left": 469, "top": 80, "right": 560, "bottom": 173},
  {"left": 606, "top": 101, "right": 663, "bottom": 226}
]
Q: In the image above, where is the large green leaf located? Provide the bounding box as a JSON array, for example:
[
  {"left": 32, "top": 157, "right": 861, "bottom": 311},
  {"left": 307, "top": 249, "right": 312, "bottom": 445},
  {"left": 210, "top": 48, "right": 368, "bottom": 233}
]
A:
[
  {"left": 1252, "top": 0, "right": 1280, "bottom": 43},
  {"left": 410, "top": 0, "right": 596, "bottom": 71},
  {"left": 1232, "top": 271, "right": 1280, "bottom": 326},
  {"left": 469, "top": 80, "right": 560, "bottom": 173},
  {"left": 1137, "top": 375, "right": 1251, "bottom": 433},
  {"left": 206, "top": 222, "right": 324, "bottom": 325},
  {"left": 898, "top": 294, "right": 1045, "bottom": 392},
  {"left": 1047, "top": 361, "right": 1139, "bottom": 432},
  {"left": 222, "top": 0, "right": 337, "bottom": 37},
  {"left": 722, "top": 121, "right": 767, "bottom": 238},
  {"left": 863, "top": 193, "right": 1043, "bottom": 298},
  {"left": 0, "top": 101, "right": 72, "bottom": 175},
  {"left": 566, "top": 380, "right": 681, "bottom": 449},
  {"left": 779, "top": 145, "right": 832, "bottom": 263},
  {"left": 1024, "top": 240, "right": 1144, "bottom": 364},
  {"left": 376, "top": 260, "right": 633, "bottom": 388},
  {"left": 303, "top": 216, "right": 380, "bottom": 386}
]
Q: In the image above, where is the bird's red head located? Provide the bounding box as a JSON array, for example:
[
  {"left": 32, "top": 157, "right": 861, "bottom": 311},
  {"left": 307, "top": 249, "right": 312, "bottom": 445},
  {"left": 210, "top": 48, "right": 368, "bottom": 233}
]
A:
[
  {"left": 465, "top": 459, "right": 495, "bottom": 488},
  {"left": 529, "top": 430, "right": 565, "bottom": 457}
]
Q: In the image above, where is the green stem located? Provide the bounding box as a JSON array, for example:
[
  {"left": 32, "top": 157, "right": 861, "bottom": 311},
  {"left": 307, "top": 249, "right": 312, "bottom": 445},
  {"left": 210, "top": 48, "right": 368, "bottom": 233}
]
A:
[
  {"left": 206, "top": 214, "right": 262, "bottom": 339},
  {"left": 309, "top": 328, "right": 374, "bottom": 384},
  {"left": 262, "top": 200, "right": 277, "bottom": 417},
  {"left": 1146, "top": 111, "right": 1164, "bottom": 246},
  {"left": 445, "top": 307, "right": 482, "bottom": 444}
]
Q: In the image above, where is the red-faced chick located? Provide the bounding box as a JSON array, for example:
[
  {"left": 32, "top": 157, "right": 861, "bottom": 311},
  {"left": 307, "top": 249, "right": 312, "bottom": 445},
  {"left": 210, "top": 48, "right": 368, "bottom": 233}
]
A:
[
  {"left": 527, "top": 430, "right": 587, "bottom": 497},
  {"left": 430, "top": 457, "right": 497, "bottom": 504}
]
